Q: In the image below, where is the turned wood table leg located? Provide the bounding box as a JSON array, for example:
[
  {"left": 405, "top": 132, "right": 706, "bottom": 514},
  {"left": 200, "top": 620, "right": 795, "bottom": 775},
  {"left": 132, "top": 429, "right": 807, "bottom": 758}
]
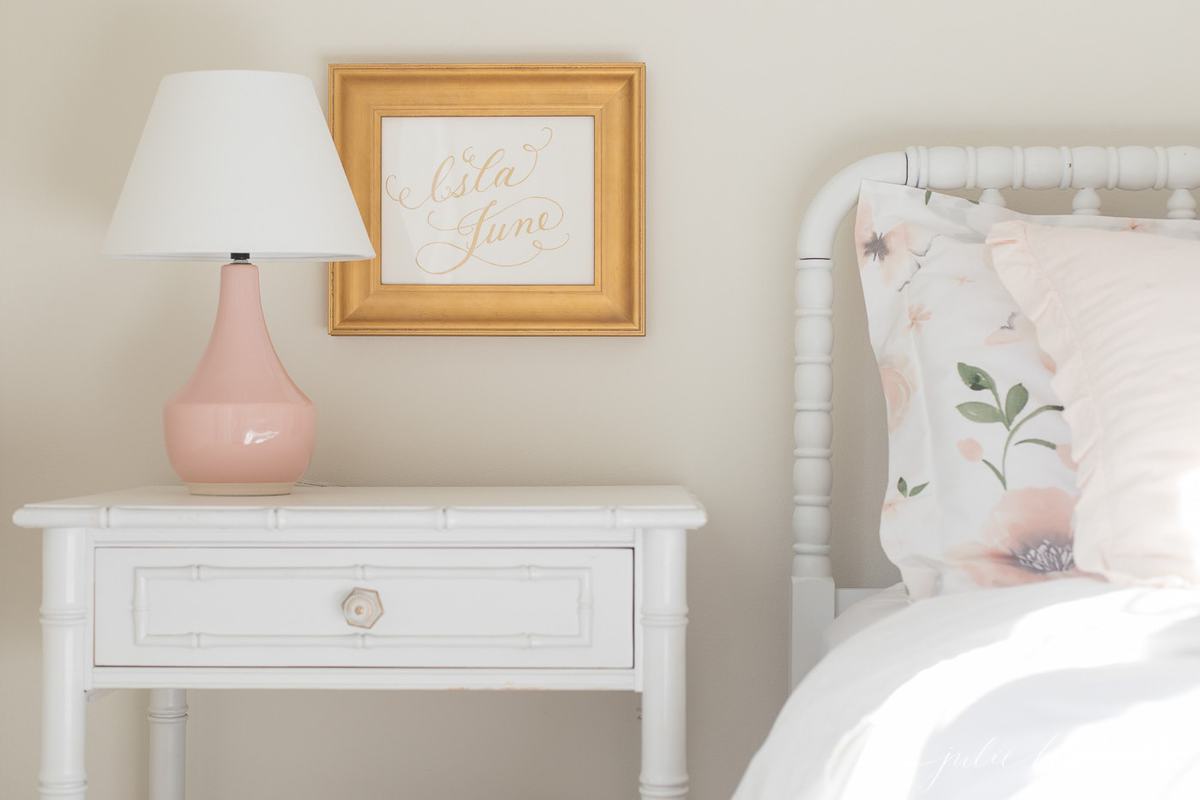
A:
[
  {"left": 40, "top": 528, "right": 88, "bottom": 800},
  {"left": 148, "top": 689, "right": 187, "bottom": 800},
  {"left": 639, "top": 528, "right": 688, "bottom": 800}
]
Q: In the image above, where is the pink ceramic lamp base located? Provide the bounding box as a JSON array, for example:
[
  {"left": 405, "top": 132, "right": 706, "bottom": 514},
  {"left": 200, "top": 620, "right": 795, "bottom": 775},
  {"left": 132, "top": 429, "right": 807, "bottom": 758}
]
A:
[
  {"left": 187, "top": 481, "right": 296, "bottom": 497},
  {"left": 164, "top": 261, "right": 315, "bottom": 496}
]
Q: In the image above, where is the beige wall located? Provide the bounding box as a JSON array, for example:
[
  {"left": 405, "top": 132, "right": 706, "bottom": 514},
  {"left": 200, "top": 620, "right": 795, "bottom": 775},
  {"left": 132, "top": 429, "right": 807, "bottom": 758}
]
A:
[{"left": 3, "top": 0, "right": 1199, "bottom": 797}]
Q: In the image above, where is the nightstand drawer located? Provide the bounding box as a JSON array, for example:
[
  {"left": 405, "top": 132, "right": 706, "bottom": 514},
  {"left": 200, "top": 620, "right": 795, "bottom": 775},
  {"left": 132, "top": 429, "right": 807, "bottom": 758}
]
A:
[{"left": 94, "top": 547, "right": 633, "bottom": 668}]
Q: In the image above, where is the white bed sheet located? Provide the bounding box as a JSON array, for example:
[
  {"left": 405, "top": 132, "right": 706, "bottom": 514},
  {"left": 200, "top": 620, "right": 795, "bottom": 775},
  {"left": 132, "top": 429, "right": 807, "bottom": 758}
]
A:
[
  {"left": 735, "top": 578, "right": 1200, "bottom": 800},
  {"left": 825, "top": 583, "right": 910, "bottom": 651}
]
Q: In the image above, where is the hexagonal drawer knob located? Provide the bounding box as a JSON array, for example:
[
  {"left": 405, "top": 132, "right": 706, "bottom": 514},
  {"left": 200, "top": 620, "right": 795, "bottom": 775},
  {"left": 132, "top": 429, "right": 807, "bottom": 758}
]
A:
[{"left": 341, "top": 587, "right": 384, "bottom": 629}]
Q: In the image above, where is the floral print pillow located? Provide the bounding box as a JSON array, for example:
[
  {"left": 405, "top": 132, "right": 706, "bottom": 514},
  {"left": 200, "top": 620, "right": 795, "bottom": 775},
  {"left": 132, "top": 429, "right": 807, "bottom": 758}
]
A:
[{"left": 855, "top": 181, "right": 1200, "bottom": 597}]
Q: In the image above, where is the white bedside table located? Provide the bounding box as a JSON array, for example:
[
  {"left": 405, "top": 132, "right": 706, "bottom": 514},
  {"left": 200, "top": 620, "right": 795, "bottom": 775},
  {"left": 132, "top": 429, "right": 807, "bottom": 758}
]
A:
[{"left": 13, "top": 486, "right": 705, "bottom": 800}]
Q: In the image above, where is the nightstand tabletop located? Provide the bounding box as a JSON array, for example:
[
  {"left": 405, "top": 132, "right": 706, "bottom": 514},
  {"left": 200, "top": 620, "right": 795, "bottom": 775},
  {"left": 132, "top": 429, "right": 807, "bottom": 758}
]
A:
[{"left": 13, "top": 484, "right": 706, "bottom": 530}]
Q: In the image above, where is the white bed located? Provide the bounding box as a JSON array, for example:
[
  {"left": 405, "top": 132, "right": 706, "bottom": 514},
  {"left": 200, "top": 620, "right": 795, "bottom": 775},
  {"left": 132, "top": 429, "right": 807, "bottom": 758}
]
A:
[
  {"left": 739, "top": 578, "right": 1200, "bottom": 799},
  {"left": 752, "top": 145, "right": 1200, "bottom": 799},
  {"left": 788, "top": 145, "right": 1200, "bottom": 684},
  {"left": 822, "top": 582, "right": 907, "bottom": 651}
]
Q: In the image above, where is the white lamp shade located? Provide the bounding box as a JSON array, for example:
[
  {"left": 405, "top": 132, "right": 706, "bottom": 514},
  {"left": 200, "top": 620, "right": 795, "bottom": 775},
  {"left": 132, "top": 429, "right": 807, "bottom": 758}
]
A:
[{"left": 104, "top": 70, "right": 374, "bottom": 261}]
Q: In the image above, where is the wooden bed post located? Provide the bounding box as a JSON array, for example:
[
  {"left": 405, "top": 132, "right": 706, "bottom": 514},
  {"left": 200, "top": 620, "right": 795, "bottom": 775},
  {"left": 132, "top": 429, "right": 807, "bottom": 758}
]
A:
[{"left": 791, "top": 152, "right": 906, "bottom": 689}]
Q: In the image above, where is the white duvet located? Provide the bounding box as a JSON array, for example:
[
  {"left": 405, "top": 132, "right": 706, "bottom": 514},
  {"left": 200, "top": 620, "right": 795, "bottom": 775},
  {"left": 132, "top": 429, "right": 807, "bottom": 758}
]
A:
[{"left": 734, "top": 579, "right": 1200, "bottom": 800}]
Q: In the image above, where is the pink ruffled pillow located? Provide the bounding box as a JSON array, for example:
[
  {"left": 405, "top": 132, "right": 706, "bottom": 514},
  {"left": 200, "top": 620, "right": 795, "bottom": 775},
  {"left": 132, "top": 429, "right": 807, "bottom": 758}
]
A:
[{"left": 988, "top": 221, "right": 1200, "bottom": 585}]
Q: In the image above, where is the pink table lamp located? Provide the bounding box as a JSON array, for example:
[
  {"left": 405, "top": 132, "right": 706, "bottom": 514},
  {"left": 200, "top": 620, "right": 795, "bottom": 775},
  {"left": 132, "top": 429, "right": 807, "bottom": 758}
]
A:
[{"left": 104, "top": 71, "right": 373, "bottom": 496}]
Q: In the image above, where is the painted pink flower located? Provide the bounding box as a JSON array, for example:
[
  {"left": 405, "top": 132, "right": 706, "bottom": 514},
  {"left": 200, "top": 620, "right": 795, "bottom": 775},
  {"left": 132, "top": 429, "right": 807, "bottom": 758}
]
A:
[
  {"left": 984, "top": 311, "right": 1057, "bottom": 372},
  {"left": 957, "top": 438, "right": 983, "bottom": 462},
  {"left": 879, "top": 355, "right": 915, "bottom": 433},
  {"left": 907, "top": 303, "right": 932, "bottom": 332},
  {"left": 855, "top": 198, "right": 917, "bottom": 286},
  {"left": 953, "top": 487, "right": 1078, "bottom": 586},
  {"left": 984, "top": 311, "right": 1034, "bottom": 345}
]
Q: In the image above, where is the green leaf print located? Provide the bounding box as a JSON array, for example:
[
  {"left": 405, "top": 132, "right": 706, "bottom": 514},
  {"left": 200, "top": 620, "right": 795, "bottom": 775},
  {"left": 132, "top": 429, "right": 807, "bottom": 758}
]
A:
[
  {"left": 1004, "top": 384, "right": 1029, "bottom": 424},
  {"left": 957, "top": 363, "right": 996, "bottom": 393},
  {"left": 957, "top": 402, "right": 1005, "bottom": 424},
  {"left": 955, "top": 360, "right": 1065, "bottom": 489},
  {"left": 895, "top": 477, "right": 929, "bottom": 499}
]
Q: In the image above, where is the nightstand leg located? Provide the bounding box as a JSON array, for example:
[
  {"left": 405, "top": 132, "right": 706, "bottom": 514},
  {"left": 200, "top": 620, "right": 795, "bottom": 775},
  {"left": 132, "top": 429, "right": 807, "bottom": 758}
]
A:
[
  {"left": 640, "top": 528, "right": 688, "bottom": 800},
  {"left": 148, "top": 689, "right": 187, "bottom": 799},
  {"left": 40, "top": 528, "right": 88, "bottom": 800}
]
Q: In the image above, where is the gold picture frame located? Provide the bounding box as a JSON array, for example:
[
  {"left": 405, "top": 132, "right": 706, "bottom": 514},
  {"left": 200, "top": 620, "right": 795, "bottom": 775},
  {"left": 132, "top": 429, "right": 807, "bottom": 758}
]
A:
[{"left": 328, "top": 63, "right": 645, "bottom": 336}]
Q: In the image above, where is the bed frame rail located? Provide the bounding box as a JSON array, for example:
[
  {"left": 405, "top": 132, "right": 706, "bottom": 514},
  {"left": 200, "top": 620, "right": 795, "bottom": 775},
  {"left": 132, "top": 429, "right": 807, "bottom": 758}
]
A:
[{"left": 791, "top": 145, "right": 1200, "bottom": 689}]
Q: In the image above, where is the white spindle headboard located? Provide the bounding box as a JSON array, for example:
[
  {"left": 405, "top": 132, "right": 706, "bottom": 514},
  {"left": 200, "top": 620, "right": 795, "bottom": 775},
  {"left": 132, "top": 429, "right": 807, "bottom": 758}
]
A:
[{"left": 790, "top": 145, "right": 1200, "bottom": 688}]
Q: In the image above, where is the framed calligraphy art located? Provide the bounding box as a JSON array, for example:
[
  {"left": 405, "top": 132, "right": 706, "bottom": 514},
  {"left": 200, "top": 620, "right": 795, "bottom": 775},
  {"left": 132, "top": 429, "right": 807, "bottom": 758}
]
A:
[{"left": 328, "top": 63, "right": 645, "bottom": 335}]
